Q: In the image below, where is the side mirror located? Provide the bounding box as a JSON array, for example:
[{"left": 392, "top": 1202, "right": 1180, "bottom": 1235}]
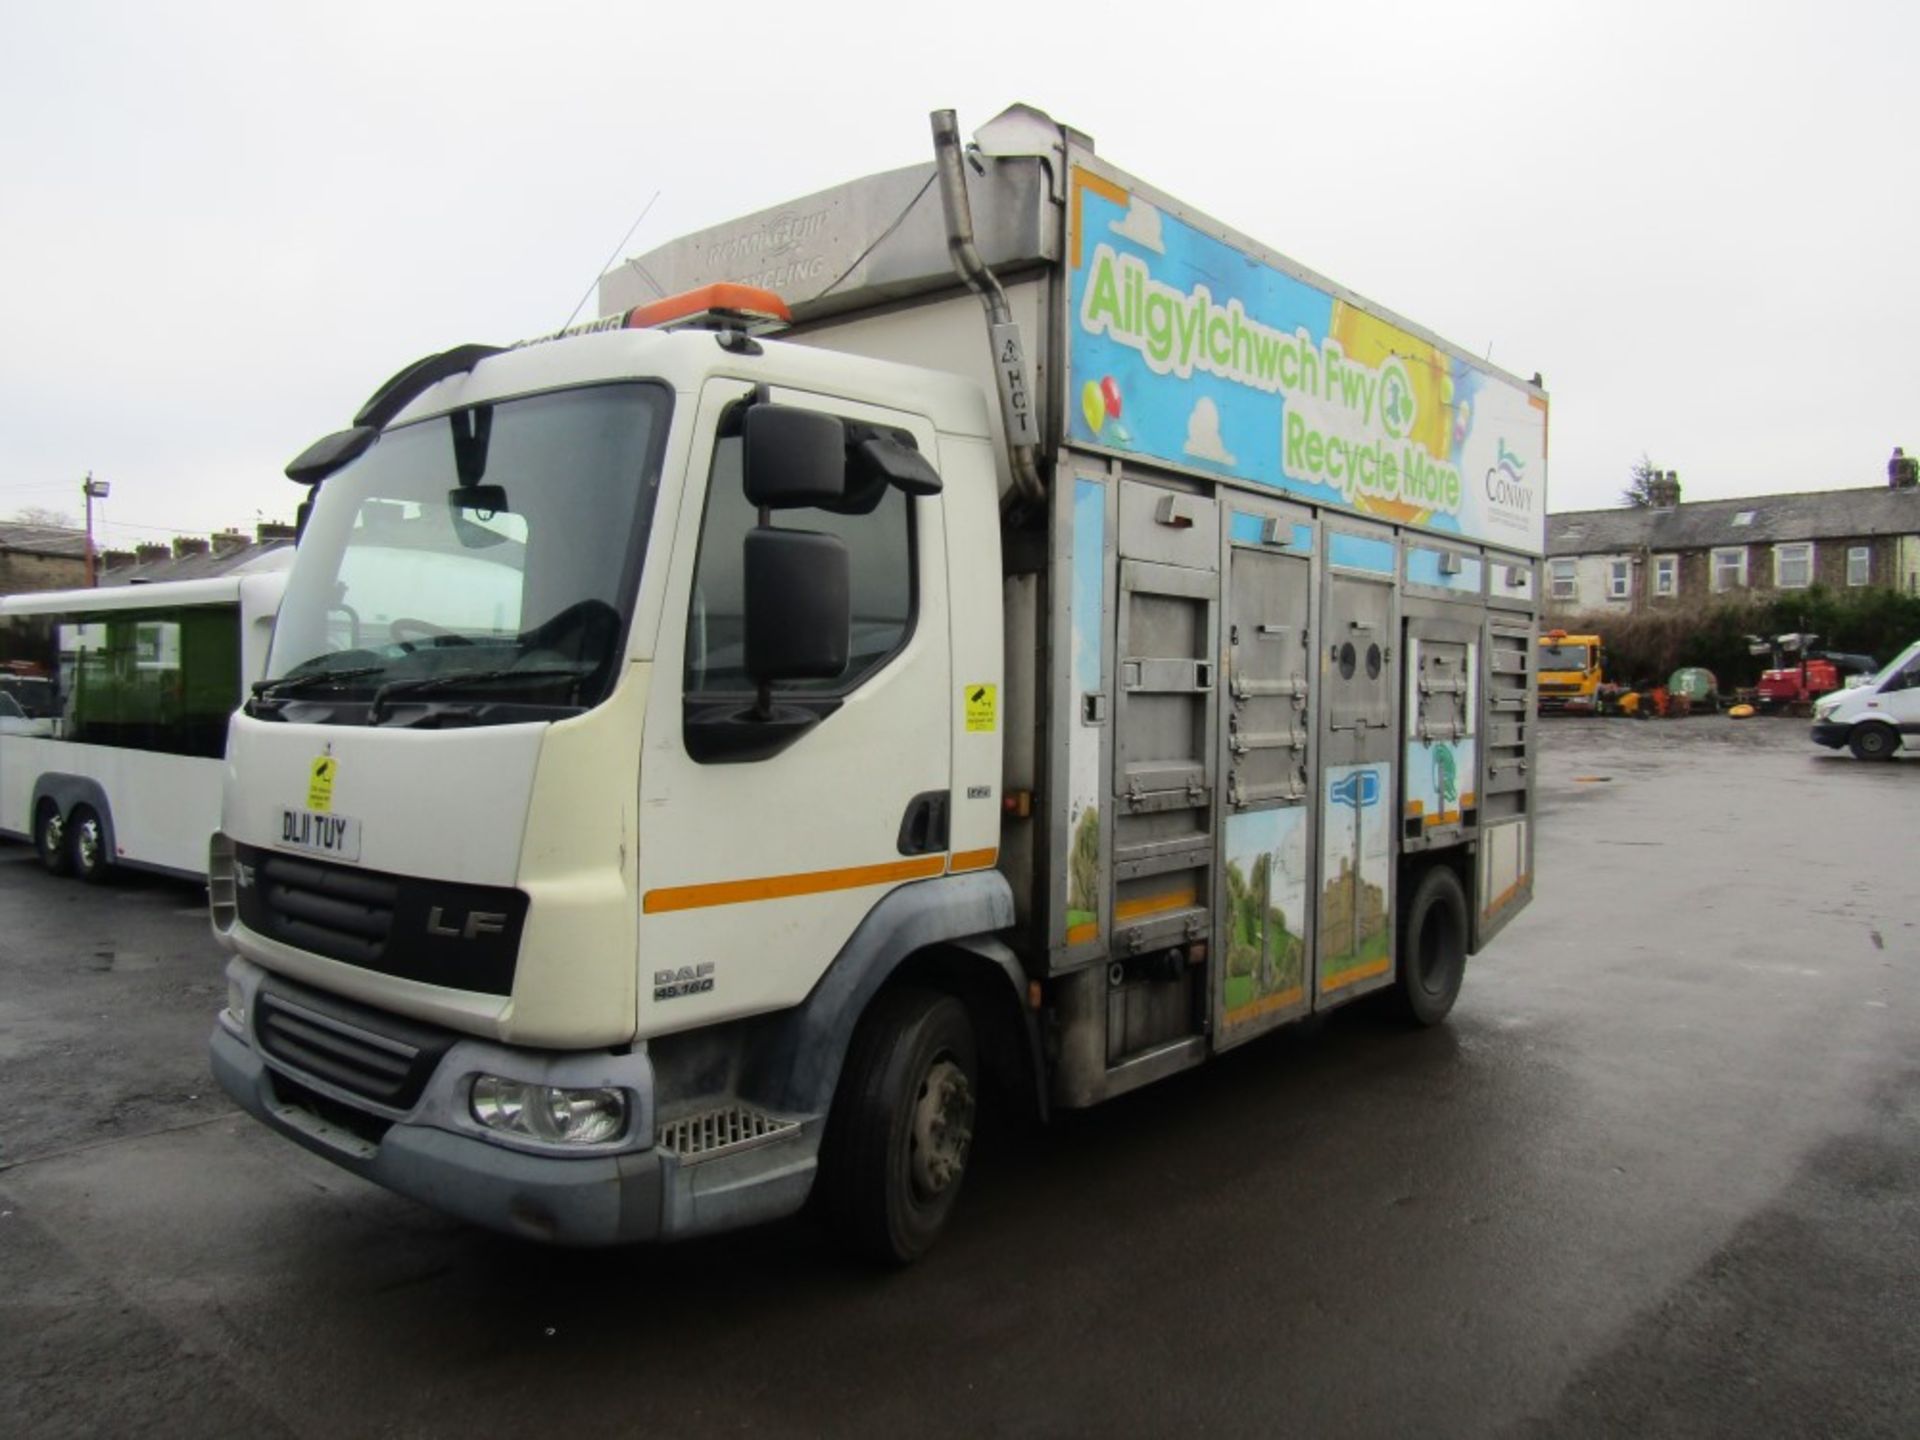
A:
[
  {"left": 286, "top": 426, "right": 378, "bottom": 485},
  {"left": 745, "top": 529, "right": 849, "bottom": 683},
  {"left": 744, "top": 406, "right": 846, "bottom": 508},
  {"left": 683, "top": 528, "right": 850, "bottom": 765}
]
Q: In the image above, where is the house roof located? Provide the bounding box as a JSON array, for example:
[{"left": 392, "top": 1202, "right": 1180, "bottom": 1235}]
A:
[
  {"left": 1548, "top": 486, "right": 1920, "bottom": 555},
  {"left": 99, "top": 540, "right": 292, "bottom": 585},
  {"left": 0, "top": 522, "right": 87, "bottom": 559}
]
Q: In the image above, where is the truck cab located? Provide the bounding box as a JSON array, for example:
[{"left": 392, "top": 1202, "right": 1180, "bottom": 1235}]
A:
[{"left": 1536, "top": 630, "right": 1603, "bottom": 713}]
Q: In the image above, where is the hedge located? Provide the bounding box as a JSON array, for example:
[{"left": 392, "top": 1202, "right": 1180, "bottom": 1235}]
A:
[{"left": 1552, "top": 586, "right": 1920, "bottom": 690}]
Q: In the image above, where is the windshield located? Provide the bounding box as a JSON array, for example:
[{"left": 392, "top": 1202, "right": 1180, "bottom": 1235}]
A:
[
  {"left": 1865, "top": 640, "right": 1920, "bottom": 690},
  {"left": 264, "top": 382, "right": 670, "bottom": 724},
  {"left": 1538, "top": 643, "right": 1591, "bottom": 671}
]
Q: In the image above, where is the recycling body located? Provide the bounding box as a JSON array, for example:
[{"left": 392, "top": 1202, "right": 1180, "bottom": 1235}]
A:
[{"left": 209, "top": 105, "right": 1548, "bottom": 1261}]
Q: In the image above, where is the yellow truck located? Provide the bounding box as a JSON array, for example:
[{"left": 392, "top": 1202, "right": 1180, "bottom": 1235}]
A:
[{"left": 1537, "top": 630, "right": 1604, "bottom": 713}]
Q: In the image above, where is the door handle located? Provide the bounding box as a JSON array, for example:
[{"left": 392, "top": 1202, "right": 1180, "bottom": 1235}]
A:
[{"left": 896, "top": 791, "right": 951, "bottom": 856}]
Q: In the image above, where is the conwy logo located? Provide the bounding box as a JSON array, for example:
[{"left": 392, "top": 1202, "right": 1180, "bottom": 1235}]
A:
[{"left": 1485, "top": 440, "right": 1534, "bottom": 513}]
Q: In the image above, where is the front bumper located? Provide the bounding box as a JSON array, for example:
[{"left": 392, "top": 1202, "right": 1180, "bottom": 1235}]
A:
[
  {"left": 1809, "top": 720, "right": 1850, "bottom": 749},
  {"left": 209, "top": 959, "right": 819, "bottom": 1246}
]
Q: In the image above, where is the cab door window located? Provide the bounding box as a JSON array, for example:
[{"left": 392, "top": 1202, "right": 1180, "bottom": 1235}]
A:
[{"left": 684, "top": 428, "right": 915, "bottom": 700}]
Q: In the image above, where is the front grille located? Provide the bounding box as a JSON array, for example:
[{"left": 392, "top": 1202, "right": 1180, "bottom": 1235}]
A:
[
  {"left": 254, "top": 982, "right": 452, "bottom": 1111},
  {"left": 233, "top": 844, "right": 527, "bottom": 997},
  {"left": 255, "top": 853, "right": 398, "bottom": 966},
  {"left": 657, "top": 1105, "right": 800, "bottom": 1164}
]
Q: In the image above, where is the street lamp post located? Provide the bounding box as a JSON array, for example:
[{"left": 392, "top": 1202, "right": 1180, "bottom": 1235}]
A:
[{"left": 82, "top": 473, "right": 111, "bottom": 586}]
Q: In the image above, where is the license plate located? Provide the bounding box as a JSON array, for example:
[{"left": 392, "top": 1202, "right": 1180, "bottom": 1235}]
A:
[{"left": 276, "top": 808, "right": 361, "bottom": 862}]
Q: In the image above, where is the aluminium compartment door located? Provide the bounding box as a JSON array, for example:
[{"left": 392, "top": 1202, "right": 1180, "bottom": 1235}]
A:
[
  {"left": 1475, "top": 621, "right": 1534, "bottom": 948},
  {"left": 1317, "top": 559, "right": 1397, "bottom": 1005},
  {"left": 1216, "top": 503, "right": 1316, "bottom": 1046}
]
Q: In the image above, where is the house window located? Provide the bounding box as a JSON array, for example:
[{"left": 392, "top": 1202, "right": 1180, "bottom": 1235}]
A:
[
  {"left": 1711, "top": 547, "right": 1747, "bottom": 592},
  {"left": 1607, "top": 559, "right": 1630, "bottom": 599},
  {"left": 1774, "top": 542, "right": 1813, "bottom": 590},
  {"left": 1550, "top": 559, "right": 1576, "bottom": 601},
  {"left": 1654, "top": 554, "right": 1678, "bottom": 597},
  {"left": 1848, "top": 546, "right": 1870, "bottom": 586}
]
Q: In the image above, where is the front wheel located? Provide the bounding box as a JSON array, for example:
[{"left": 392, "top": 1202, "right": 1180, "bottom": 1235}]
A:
[
  {"left": 35, "top": 801, "right": 71, "bottom": 877},
  {"left": 68, "top": 805, "right": 110, "bottom": 884},
  {"left": 1849, "top": 725, "right": 1899, "bottom": 762},
  {"left": 820, "top": 987, "right": 978, "bottom": 1265},
  {"left": 1393, "top": 864, "right": 1469, "bottom": 1026}
]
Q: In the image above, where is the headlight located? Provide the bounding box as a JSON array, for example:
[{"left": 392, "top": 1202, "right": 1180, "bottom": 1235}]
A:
[{"left": 470, "top": 1076, "right": 627, "bottom": 1145}]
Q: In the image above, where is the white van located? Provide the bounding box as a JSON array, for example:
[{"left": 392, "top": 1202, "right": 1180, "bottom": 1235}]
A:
[{"left": 1810, "top": 639, "right": 1920, "bottom": 760}]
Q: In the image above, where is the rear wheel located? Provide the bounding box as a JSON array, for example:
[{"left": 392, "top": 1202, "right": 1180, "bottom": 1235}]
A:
[
  {"left": 1849, "top": 725, "right": 1899, "bottom": 762},
  {"left": 68, "top": 805, "right": 110, "bottom": 883},
  {"left": 821, "top": 987, "right": 977, "bottom": 1265},
  {"left": 1393, "top": 864, "right": 1469, "bottom": 1026},
  {"left": 35, "top": 801, "right": 72, "bottom": 877}
]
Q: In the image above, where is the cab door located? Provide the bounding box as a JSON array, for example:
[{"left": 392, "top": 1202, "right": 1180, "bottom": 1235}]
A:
[{"left": 635, "top": 379, "right": 952, "bottom": 1032}]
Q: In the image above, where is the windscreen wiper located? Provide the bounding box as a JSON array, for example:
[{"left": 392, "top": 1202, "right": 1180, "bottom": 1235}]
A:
[
  {"left": 367, "top": 666, "right": 592, "bottom": 723},
  {"left": 251, "top": 665, "right": 386, "bottom": 701}
]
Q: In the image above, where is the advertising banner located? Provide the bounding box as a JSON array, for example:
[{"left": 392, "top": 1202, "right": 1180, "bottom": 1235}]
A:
[{"left": 1067, "top": 166, "right": 1547, "bottom": 555}]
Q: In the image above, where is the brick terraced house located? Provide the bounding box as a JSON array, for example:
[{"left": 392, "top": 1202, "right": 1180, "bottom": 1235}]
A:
[{"left": 1545, "top": 468, "right": 1920, "bottom": 618}]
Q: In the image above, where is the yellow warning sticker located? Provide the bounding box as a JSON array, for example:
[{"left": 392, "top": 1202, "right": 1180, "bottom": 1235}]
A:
[
  {"left": 964, "top": 683, "right": 997, "bottom": 733},
  {"left": 308, "top": 756, "right": 337, "bottom": 813}
]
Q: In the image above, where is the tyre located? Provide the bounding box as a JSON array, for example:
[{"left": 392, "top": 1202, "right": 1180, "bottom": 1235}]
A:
[
  {"left": 1849, "top": 725, "right": 1899, "bottom": 762},
  {"left": 68, "top": 805, "right": 111, "bottom": 883},
  {"left": 34, "top": 801, "right": 72, "bottom": 877},
  {"left": 1393, "top": 864, "right": 1469, "bottom": 1027},
  {"left": 820, "top": 987, "right": 978, "bottom": 1265}
]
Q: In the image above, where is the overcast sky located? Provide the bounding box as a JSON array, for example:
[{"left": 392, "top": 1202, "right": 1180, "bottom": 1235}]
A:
[{"left": 3, "top": 0, "right": 1914, "bottom": 546}]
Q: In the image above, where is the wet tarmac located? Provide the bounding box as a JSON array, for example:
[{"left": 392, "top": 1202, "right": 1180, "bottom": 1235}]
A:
[{"left": 2, "top": 718, "right": 1916, "bottom": 1437}]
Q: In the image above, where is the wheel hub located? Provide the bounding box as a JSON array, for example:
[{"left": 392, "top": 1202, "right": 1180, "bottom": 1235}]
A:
[{"left": 908, "top": 1058, "right": 974, "bottom": 1200}]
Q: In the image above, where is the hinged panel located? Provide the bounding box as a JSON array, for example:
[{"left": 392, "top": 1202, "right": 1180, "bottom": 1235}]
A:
[
  {"left": 1118, "top": 481, "right": 1220, "bottom": 570},
  {"left": 1113, "top": 560, "right": 1218, "bottom": 804},
  {"left": 1325, "top": 576, "right": 1395, "bottom": 733},
  {"left": 1226, "top": 546, "right": 1312, "bottom": 809}
]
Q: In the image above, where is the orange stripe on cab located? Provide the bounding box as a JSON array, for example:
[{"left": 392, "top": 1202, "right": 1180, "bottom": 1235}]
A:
[
  {"left": 948, "top": 848, "right": 999, "bottom": 874},
  {"left": 644, "top": 855, "right": 946, "bottom": 914}
]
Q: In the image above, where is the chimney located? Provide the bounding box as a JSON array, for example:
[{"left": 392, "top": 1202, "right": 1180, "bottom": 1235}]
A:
[
  {"left": 1648, "top": 470, "right": 1682, "bottom": 508},
  {"left": 256, "top": 521, "right": 297, "bottom": 543},
  {"left": 172, "top": 536, "right": 210, "bottom": 558},
  {"left": 135, "top": 542, "right": 170, "bottom": 564},
  {"left": 210, "top": 529, "right": 249, "bottom": 555},
  {"left": 100, "top": 549, "right": 137, "bottom": 572},
  {"left": 1891, "top": 447, "right": 1918, "bottom": 490}
]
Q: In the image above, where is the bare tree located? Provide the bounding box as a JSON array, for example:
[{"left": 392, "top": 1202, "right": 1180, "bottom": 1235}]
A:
[{"left": 10, "top": 505, "right": 78, "bottom": 527}]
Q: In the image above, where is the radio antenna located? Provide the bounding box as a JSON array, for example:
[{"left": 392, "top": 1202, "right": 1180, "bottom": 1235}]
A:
[{"left": 560, "top": 188, "right": 662, "bottom": 331}]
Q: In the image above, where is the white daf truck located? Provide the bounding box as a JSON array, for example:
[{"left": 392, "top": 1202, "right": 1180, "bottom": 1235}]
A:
[{"left": 209, "top": 105, "right": 1547, "bottom": 1261}]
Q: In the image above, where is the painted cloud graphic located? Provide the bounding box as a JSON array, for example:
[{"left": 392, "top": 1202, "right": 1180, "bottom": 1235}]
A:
[
  {"left": 1183, "top": 396, "right": 1236, "bottom": 466},
  {"left": 1109, "top": 198, "right": 1165, "bottom": 254}
]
